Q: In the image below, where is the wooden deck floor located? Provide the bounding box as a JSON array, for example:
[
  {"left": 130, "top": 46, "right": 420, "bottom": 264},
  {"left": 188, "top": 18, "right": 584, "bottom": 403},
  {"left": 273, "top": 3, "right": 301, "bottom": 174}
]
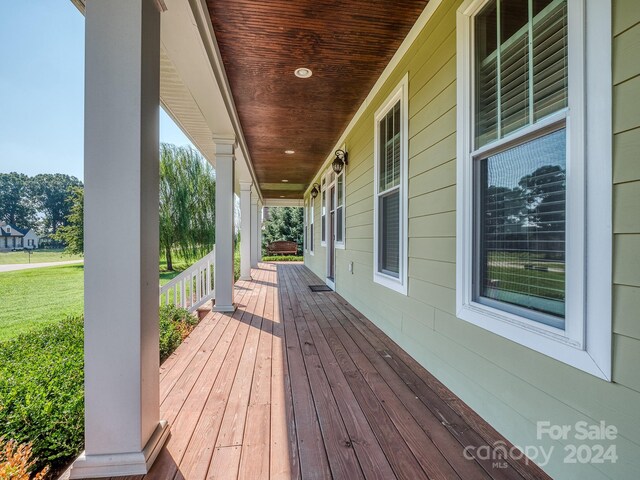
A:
[{"left": 107, "top": 263, "right": 551, "bottom": 480}]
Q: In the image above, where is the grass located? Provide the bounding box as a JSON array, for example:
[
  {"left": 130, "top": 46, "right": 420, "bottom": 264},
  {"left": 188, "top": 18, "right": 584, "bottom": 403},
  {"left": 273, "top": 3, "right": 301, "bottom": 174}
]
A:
[
  {"left": 0, "top": 249, "right": 240, "bottom": 342},
  {"left": 0, "top": 249, "right": 83, "bottom": 265},
  {"left": 486, "top": 266, "right": 565, "bottom": 300},
  {"left": 0, "top": 265, "right": 85, "bottom": 342},
  {"left": 0, "top": 264, "right": 183, "bottom": 343}
]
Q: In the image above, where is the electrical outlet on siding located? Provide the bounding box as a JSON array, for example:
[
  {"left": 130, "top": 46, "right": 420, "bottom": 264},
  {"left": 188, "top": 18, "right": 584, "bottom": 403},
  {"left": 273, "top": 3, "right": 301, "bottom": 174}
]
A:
[{"left": 348, "top": 261, "right": 354, "bottom": 274}]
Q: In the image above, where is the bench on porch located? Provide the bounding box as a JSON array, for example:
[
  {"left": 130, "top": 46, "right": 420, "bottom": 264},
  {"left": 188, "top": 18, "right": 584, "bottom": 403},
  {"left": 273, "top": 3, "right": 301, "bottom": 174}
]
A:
[{"left": 266, "top": 240, "right": 298, "bottom": 256}]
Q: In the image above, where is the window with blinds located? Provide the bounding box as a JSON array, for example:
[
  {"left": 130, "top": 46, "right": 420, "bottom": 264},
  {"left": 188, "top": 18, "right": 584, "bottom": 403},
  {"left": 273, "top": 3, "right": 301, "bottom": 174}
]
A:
[
  {"left": 321, "top": 188, "right": 326, "bottom": 243},
  {"left": 309, "top": 198, "right": 314, "bottom": 253},
  {"left": 336, "top": 173, "right": 344, "bottom": 244},
  {"left": 475, "top": 0, "right": 568, "bottom": 147},
  {"left": 377, "top": 100, "right": 402, "bottom": 277},
  {"left": 473, "top": 0, "right": 568, "bottom": 327}
]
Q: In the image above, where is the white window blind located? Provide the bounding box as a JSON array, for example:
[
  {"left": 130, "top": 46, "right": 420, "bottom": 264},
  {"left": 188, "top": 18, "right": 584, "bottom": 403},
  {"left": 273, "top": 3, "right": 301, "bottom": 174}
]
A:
[
  {"left": 472, "top": 0, "right": 569, "bottom": 327},
  {"left": 475, "top": 0, "right": 568, "bottom": 147},
  {"left": 378, "top": 101, "right": 401, "bottom": 277},
  {"left": 336, "top": 173, "right": 344, "bottom": 244}
]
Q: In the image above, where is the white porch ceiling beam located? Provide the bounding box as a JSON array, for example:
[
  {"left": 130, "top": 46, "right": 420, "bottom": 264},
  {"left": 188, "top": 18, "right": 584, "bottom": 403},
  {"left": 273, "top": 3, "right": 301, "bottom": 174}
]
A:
[{"left": 263, "top": 199, "right": 305, "bottom": 208}]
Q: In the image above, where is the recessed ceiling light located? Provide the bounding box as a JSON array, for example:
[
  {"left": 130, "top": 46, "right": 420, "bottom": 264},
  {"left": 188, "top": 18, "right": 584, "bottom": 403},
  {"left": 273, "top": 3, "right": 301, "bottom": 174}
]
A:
[
  {"left": 284, "top": 150, "right": 295, "bottom": 154},
  {"left": 281, "top": 179, "right": 289, "bottom": 183},
  {"left": 280, "top": 195, "right": 285, "bottom": 198},
  {"left": 294, "top": 67, "right": 312, "bottom": 79}
]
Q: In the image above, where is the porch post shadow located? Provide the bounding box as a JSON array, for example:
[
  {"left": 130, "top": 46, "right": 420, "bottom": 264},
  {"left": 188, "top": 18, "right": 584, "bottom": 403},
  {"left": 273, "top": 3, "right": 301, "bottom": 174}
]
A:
[{"left": 71, "top": 0, "right": 169, "bottom": 477}]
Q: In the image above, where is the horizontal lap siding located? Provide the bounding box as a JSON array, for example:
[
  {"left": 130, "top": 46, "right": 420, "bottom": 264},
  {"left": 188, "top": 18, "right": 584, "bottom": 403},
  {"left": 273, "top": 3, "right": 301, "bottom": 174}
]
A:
[
  {"left": 304, "top": 0, "right": 640, "bottom": 478},
  {"left": 612, "top": 0, "right": 640, "bottom": 400}
]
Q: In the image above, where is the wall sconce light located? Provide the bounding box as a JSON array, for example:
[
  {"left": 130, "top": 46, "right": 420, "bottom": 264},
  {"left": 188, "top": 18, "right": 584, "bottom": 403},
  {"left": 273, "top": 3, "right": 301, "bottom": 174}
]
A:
[
  {"left": 310, "top": 183, "right": 320, "bottom": 198},
  {"left": 332, "top": 149, "right": 348, "bottom": 174}
]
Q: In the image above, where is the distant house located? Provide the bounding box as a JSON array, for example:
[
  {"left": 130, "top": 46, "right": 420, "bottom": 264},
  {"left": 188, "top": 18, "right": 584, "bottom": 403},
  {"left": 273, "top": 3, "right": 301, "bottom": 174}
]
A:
[{"left": 0, "top": 221, "right": 39, "bottom": 250}]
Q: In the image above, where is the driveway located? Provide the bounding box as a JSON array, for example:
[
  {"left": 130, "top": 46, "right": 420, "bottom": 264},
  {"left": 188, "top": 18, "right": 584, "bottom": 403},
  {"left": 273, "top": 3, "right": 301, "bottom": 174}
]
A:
[{"left": 0, "top": 259, "right": 84, "bottom": 273}]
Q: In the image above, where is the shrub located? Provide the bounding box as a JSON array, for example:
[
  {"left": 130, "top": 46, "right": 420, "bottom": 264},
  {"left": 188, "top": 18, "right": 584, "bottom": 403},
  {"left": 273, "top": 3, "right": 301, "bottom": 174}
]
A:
[
  {"left": 0, "top": 317, "right": 84, "bottom": 475},
  {"left": 261, "top": 255, "right": 303, "bottom": 262},
  {"left": 0, "top": 306, "right": 198, "bottom": 476},
  {"left": 159, "top": 305, "right": 196, "bottom": 360},
  {"left": 0, "top": 438, "right": 49, "bottom": 480}
]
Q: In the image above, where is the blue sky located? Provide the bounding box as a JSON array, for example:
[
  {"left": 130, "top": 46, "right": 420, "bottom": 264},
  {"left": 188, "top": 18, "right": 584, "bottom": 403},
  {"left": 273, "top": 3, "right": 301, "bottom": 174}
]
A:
[{"left": 0, "top": 1, "right": 195, "bottom": 181}]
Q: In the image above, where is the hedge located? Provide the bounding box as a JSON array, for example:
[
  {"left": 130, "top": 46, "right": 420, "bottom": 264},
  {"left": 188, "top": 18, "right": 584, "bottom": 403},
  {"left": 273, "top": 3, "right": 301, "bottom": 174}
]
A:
[{"left": 0, "top": 305, "right": 197, "bottom": 475}]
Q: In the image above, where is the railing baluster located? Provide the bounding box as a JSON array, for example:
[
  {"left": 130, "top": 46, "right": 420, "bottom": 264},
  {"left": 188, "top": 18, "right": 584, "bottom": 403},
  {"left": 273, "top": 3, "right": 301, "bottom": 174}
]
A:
[{"left": 158, "top": 249, "right": 215, "bottom": 313}]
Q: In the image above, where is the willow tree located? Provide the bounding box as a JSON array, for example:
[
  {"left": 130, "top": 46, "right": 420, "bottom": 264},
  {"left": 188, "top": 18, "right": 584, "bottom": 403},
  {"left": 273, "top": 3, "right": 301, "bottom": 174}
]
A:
[{"left": 160, "top": 144, "right": 216, "bottom": 270}]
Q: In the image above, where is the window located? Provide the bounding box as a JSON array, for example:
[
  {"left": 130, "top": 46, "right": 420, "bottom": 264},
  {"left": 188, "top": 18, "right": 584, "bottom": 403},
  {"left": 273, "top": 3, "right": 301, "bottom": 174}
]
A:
[
  {"left": 336, "top": 171, "right": 345, "bottom": 245},
  {"left": 309, "top": 195, "right": 315, "bottom": 255},
  {"left": 457, "top": 0, "right": 612, "bottom": 378},
  {"left": 321, "top": 183, "right": 326, "bottom": 246},
  {"left": 374, "top": 75, "right": 408, "bottom": 294},
  {"left": 304, "top": 199, "right": 308, "bottom": 252}
]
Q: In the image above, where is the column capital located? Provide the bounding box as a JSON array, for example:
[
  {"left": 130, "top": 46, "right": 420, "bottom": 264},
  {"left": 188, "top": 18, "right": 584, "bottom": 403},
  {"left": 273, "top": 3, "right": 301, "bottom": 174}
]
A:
[
  {"left": 212, "top": 135, "right": 236, "bottom": 157},
  {"left": 212, "top": 134, "right": 236, "bottom": 145},
  {"left": 239, "top": 181, "right": 253, "bottom": 192}
]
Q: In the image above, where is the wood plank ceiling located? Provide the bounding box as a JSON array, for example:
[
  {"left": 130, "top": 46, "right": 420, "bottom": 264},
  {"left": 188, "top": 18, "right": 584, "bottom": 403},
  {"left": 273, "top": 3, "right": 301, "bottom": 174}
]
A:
[{"left": 207, "top": 0, "right": 429, "bottom": 199}]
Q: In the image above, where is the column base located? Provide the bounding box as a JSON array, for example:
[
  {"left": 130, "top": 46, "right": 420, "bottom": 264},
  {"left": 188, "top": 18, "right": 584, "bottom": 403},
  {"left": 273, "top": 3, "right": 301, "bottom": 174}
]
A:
[
  {"left": 69, "top": 420, "right": 169, "bottom": 479},
  {"left": 212, "top": 303, "right": 237, "bottom": 313},
  {"left": 239, "top": 275, "right": 253, "bottom": 281}
]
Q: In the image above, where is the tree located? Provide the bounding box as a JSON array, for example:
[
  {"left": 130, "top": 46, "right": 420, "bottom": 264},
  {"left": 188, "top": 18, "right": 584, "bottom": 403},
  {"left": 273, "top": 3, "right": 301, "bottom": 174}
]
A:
[
  {"left": 52, "top": 186, "right": 84, "bottom": 255},
  {"left": 160, "top": 144, "right": 216, "bottom": 270},
  {"left": 262, "top": 207, "right": 303, "bottom": 254},
  {"left": 30, "top": 174, "right": 83, "bottom": 234},
  {"left": 0, "top": 172, "right": 36, "bottom": 229}
]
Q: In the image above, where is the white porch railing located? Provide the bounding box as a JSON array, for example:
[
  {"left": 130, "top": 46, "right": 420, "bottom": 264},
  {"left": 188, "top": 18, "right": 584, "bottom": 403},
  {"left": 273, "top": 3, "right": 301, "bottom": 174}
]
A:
[{"left": 159, "top": 247, "right": 215, "bottom": 312}]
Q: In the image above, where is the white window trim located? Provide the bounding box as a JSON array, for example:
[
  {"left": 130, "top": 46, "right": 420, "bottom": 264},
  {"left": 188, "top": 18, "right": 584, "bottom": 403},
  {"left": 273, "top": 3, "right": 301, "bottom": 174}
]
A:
[
  {"left": 321, "top": 175, "right": 327, "bottom": 247},
  {"left": 303, "top": 199, "right": 307, "bottom": 252},
  {"left": 373, "top": 74, "right": 409, "bottom": 295},
  {"left": 309, "top": 195, "right": 315, "bottom": 255},
  {"left": 335, "top": 169, "right": 346, "bottom": 249},
  {"left": 456, "top": 0, "right": 612, "bottom": 380},
  {"left": 335, "top": 144, "right": 347, "bottom": 249}
]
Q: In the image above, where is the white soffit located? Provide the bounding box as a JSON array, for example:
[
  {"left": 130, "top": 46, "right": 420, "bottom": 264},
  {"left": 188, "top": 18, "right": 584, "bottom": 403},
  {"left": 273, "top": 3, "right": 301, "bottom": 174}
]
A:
[{"left": 71, "top": 0, "right": 260, "bottom": 198}]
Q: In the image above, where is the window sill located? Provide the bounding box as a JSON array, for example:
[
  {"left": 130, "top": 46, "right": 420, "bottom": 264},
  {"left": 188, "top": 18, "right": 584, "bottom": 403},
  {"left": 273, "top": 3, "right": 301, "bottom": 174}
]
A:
[
  {"left": 457, "top": 301, "right": 610, "bottom": 380},
  {"left": 373, "top": 271, "right": 407, "bottom": 296}
]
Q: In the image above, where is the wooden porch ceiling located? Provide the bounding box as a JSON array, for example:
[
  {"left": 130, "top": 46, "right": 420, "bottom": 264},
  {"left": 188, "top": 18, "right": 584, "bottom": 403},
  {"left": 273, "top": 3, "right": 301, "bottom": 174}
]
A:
[
  {"left": 207, "top": 1, "right": 430, "bottom": 199},
  {"left": 101, "top": 263, "right": 550, "bottom": 480}
]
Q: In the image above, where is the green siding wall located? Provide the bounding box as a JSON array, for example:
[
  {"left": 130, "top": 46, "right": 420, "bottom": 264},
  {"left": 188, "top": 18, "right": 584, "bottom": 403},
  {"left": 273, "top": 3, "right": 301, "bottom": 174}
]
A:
[{"left": 304, "top": 0, "right": 640, "bottom": 478}]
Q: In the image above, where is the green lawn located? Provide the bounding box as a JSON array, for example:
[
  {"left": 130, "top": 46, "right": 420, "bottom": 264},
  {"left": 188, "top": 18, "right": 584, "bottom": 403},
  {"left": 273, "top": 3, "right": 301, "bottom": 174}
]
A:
[
  {"left": 0, "top": 265, "right": 85, "bottom": 341},
  {"left": 0, "top": 264, "right": 183, "bottom": 342},
  {"left": 0, "top": 249, "right": 83, "bottom": 265}
]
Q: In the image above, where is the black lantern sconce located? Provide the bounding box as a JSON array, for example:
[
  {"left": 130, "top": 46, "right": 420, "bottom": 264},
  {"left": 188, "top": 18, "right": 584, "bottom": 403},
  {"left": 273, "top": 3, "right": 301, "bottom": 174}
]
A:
[
  {"left": 332, "top": 149, "right": 348, "bottom": 174},
  {"left": 310, "top": 183, "right": 321, "bottom": 198}
]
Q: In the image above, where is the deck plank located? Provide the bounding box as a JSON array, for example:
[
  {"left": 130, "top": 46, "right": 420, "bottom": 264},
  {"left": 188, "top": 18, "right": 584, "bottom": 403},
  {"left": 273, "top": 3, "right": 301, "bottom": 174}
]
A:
[
  {"left": 319, "top": 278, "right": 551, "bottom": 480},
  {"left": 92, "top": 262, "right": 551, "bottom": 480},
  {"left": 280, "top": 267, "right": 366, "bottom": 480},
  {"left": 269, "top": 265, "right": 301, "bottom": 480},
  {"left": 279, "top": 266, "right": 332, "bottom": 480},
  {"left": 238, "top": 268, "right": 274, "bottom": 480},
  {"left": 280, "top": 267, "right": 398, "bottom": 480},
  {"left": 177, "top": 267, "right": 269, "bottom": 480}
]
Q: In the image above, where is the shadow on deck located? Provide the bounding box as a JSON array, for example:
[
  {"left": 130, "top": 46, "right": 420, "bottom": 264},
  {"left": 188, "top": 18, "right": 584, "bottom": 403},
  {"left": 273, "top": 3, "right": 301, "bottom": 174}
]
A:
[{"left": 87, "top": 263, "right": 551, "bottom": 480}]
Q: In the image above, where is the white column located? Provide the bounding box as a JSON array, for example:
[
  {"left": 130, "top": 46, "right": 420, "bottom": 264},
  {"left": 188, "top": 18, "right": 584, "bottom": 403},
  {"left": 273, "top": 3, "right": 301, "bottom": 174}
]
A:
[
  {"left": 71, "top": 1, "right": 169, "bottom": 478},
  {"left": 257, "top": 201, "right": 263, "bottom": 263},
  {"left": 239, "top": 182, "right": 253, "bottom": 281},
  {"left": 250, "top": 193, "right": 259, "bottom": 267},
  {"left": 213, "top": 136, "right": 236, "bottom": 312}
]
